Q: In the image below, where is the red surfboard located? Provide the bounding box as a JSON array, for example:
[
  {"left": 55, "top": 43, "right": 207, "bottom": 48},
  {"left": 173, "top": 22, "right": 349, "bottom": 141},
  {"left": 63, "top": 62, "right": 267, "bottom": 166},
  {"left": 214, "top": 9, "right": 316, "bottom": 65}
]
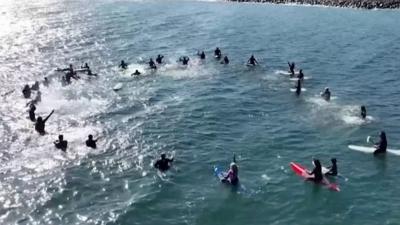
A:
[{"left": 290, "top": 162, "right": 340, "bottom": 192}]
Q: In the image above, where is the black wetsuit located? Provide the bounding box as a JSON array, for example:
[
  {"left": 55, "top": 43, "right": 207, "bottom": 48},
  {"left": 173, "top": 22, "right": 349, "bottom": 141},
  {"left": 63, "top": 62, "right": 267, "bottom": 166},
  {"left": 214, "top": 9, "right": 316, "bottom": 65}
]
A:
[
  {"left": 309, "top": 167, "right": 323, "bottom": 182},
  {"left": 156, "top": 56, "right": 164, "bottom": 64},
  {"left": 214, "top": 49, "right": 221, "bottom": 58},
  {"left": 223, "top": 57, "right": 229, "bottom": 64},
  {"left": 296, "top": 80, "right": 301, "bottom": 95},
  {"left": 86, "top": 139, "right": 97, "bottom": 149},
  {"left": 182, "top": 57, "right": 189, "bottom": 65},
  {"left": 154, "top": 158, "right": 173, "bottom": 171},
  {"left": 149, "top": 60, "right": 157, "bottom": 69},
  {"left": 22, "top": 86, "right": 31, "bottom": 98},
  {"left": 298, "top": 71, "right": 304, "bottom": 80},
  {"left": 29, "top": 105, "right": 36, "bottom": 122},
  {"left": 374, "top": 139, "right": 387, "bottom": 155},
  {"left": 55, "top": 140, "right": 68, "bottom": 152},
  {"left": 326, "top": 164, "right": 337, "bottom": 176},
  {"left": 200, "top": 52, "right": 205, "bottom": 59}
]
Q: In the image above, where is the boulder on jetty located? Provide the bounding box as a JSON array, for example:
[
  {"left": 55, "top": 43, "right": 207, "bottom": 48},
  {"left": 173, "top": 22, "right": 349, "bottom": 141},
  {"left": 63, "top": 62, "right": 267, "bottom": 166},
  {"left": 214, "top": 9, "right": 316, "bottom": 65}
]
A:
[{"left": 228, "top": 0, "right": 400, "bottom": 9}]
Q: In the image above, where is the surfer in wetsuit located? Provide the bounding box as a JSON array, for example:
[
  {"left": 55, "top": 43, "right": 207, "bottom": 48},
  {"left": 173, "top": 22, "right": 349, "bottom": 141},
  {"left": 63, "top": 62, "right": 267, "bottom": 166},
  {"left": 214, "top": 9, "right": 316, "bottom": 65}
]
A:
[
  {"left": 361, "top": 105, "right": 367, "bottom": 119},
  {"left": 295, "top": 79, "right": 301, "bottom": 95},
  {"left": 85, "top": 134, "right": 98, "bottom": 149},
  {"left": 247, "top": 55, "right": 258, "bottom": 66},
  {"left": 288, "top": 62, "right": 295, "bottom": 76},
  {"left": 198, "top": 51, "right": 206, "bottom": 60},
  {"left": 374, "top": 131, "right": 387, "bottom": 155},
  {"left": 54, "top": 134, "right": 68, "bottom": 152},
  {"left": 154, "top": 154, "right": 174, "bottom": 172},
  {"left": 35, "top": 110, "right": 54, "bottom": 135},
  {"left": 179, "top": 56, "right": 190, "bottom": 65},
  {"left": 214, "top": 47, "right": 222, "bottom": 59},
  {"left": 132, "top": 70, "right": 141, "bottom": 76},
  {"left": 308, "top": 159, "right": 323, "bottom": 182},
  {"left": 223, "top": 155, "right": 239, "bottom": 186},
  {"left": 28, "top": 103, "right": 36, "bottom": 122},
  {"left": 222, "top": 56, "right": 229, "bottom": 64},
  {"left": 321, "top": 87, "right": 331, "bottom": 101},
  {"left": 156, "top": 55, "right": 164, "bottom": 64},
  {"left": 149, "top": 58, "right": 157, "bottom": 70},
  {"left": 31, "top": 81, "right": 40, "bottom": 91},
  {"left": 119, "top": 60, "right": 128, "bottom": 70},
  {"left": 43, "top": 77, "right": 49, "bottom": 87},
  {"left": 297, "top": 69, "right": 304, "bottom": 81},
  {"left": 22, "top": 84, "right": 31, "bottom": 98},
  {"left": 325, "top": 158, "right": 337, "bottom": 176}
]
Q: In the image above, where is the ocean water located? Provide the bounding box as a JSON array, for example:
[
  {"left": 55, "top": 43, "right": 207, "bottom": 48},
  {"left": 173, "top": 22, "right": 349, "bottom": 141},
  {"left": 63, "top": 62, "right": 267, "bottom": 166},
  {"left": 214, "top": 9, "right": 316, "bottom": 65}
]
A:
[{"left": 1, "top": 0, "right": 400, "bottom": 224}]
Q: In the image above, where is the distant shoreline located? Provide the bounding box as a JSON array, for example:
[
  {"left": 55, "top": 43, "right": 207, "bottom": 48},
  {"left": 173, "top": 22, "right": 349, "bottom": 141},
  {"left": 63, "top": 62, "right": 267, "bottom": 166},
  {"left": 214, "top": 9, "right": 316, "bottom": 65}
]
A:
[{"left": 226, "top": 0, "right": 400, "bottom": 9}]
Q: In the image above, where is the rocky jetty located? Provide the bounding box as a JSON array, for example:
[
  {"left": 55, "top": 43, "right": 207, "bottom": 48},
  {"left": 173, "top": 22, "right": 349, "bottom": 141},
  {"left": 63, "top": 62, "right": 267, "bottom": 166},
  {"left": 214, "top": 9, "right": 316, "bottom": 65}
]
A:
[{"left": 228, "top": 0, "right": 400, "bottom": 9}]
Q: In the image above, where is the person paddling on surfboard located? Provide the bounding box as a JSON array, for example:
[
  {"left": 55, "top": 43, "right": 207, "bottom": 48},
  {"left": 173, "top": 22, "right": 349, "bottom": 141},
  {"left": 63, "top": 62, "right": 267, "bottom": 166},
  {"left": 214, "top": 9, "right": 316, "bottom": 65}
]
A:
[
  {"left": 374, "top": 131, "right": 387, "bottom": 155},
  {"left": 321, "top": 87, "right": 331, "bottom": 101},
  {"left": 214, "top": 47, "right": 222, "bottom": 59},
  {"left": 361, "top": 105, "right": 367, "bottom": 119},
  {"left": 154, "top": 153, "right": 174, "bottom": 172},
  {"left": 247, "top": 55, "right": 258, "bottom": 66},
  {"left": 325, "top": 158, "right": 338, "bottom": 176},
  {"left": 307, "top": 159, "right": 323, "bottom": 182},
  {"left": 222, "top": 155, "right": 239, "bottom": 186},
  {"left": 288, "top": 62, "right": 295, "bottom": 76}
]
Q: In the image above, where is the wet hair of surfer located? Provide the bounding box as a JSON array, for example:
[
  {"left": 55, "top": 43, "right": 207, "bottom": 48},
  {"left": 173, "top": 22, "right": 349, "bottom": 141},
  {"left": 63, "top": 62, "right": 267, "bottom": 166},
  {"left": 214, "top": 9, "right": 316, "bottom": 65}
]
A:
[
  {"left": 361, "top": 106, "right": 367, "bottom": 119},
  {"left": 54, "top": 134, "right": 68, "bottom": 152},
  {"left": 154, "top": 153, "right": 174, "bottom": 171}
]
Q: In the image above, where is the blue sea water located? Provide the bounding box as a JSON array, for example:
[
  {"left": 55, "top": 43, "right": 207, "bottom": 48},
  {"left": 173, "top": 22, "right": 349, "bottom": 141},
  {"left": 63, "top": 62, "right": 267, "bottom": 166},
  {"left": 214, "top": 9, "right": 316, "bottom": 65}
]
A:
[{"left": 0, "top": 0, "right": 400, "bottom": 224}]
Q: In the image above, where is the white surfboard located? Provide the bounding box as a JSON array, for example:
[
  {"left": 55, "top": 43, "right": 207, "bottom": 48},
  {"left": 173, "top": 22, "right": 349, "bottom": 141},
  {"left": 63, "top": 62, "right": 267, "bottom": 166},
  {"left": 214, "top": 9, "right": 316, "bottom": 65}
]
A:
[
  {"left": 289, "top": 77, "right": 311, "bottom": 81},
  {"left": 113, "top": 83, "right": 123, "bottom": 91},
  {"left": 348, "top": 145, "right": 400, "bottom": 156},
  {"left": 290, "top": 88, "right": 307, "bottom": 92}
]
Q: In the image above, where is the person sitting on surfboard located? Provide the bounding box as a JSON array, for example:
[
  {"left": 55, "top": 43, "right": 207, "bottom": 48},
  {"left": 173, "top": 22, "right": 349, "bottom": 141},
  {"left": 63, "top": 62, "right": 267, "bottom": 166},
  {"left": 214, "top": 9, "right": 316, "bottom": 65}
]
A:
[
  {"left": 288, "top": 62, "right": 295, "bottom": 76},
  {"left": 325, "top": 158, "right": 337, "bottom": 176},
  {"left": 148, "top": 58, "right": 157, "bottom": 70},
  {"left": 223, "top": 156, "right": 239, "bottom": 186},
  {"left": 119, "top": 60, "right": 128, "bottom": 70},
  {"left": 22, "top": 84, "right": 31, "bottom": 98},
  {"left": 308, "top": 159, "right": 323, "bottom": 182},
  {"left": 321, "top": 87, "right": 331, "bottom": 101},
  {"left": 247, "top": 55, "right": 258, "bottom": 66},
  {"left": 361, "top": 105, "right": 367, "bottom": 119},
  {"left": 374, "top": 131, "right": 387, "bottom": 155},
  {"left": 86, "top": 134, "right": 98, "bottom": 149},
  {"left": 154, "top": 154, "right": 174, "bottom": 171},
  {"left": 214, "top": 47, "right": 221, "bottom": 59}
]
